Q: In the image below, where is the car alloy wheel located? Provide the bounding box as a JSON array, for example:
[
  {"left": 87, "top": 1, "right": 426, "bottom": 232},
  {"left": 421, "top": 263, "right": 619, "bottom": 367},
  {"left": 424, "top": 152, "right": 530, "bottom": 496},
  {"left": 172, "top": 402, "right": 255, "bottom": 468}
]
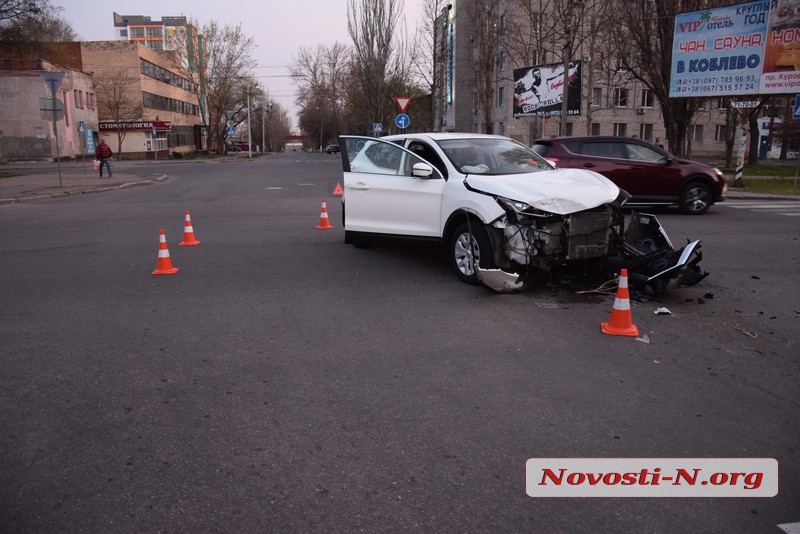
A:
[
  {"left": 450, "top": 221, "right": 496, "bottom": 285},
  {"left": 680, "top": 181, "right": 712, "bottom": 215}
]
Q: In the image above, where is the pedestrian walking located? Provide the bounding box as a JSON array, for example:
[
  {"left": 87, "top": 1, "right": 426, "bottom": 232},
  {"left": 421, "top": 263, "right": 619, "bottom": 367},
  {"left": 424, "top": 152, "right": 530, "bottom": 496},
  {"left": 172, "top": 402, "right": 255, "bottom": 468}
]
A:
[{"left": 96, "top": 139, "right": 113, "bottom": 178}]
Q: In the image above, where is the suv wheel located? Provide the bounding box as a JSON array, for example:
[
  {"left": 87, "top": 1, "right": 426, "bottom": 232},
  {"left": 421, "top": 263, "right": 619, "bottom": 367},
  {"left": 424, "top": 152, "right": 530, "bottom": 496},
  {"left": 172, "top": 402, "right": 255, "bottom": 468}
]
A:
[
  {"left": 450, "top": 221, "right": 497, "bottom": 285},
  {"left": 679, "top": 181, "right": 712, "bottom": 215}
]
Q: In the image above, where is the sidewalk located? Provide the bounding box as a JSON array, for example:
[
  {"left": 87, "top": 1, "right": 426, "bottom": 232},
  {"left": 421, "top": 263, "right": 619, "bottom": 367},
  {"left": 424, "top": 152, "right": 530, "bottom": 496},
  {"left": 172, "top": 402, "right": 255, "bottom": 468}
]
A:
[{"left": 0, "top": 172, "right": 167, "bottom": 205}]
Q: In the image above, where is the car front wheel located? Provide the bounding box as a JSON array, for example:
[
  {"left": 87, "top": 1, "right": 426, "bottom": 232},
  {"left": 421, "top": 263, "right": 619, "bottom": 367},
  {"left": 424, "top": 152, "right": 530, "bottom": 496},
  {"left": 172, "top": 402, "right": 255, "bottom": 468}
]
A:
[
  {"left": 450, "top": 221, "right": 497, "bottom": 285},
  {"left": 679, "top": 181, "right": 713, "bottom": 215}
]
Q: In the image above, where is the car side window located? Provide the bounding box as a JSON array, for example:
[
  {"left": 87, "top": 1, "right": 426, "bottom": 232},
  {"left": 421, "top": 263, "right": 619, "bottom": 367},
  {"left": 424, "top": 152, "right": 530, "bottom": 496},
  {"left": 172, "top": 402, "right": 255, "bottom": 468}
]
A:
[
  {"left": 365, "top": 143, "right": 402, "bottom": 172},
  {"left": 345, "top": 138, "right": 437, "bottom": 178},
  {"left": 408, "top": 141, "right": 448, "bottom": 179},
  {"left": 580, "top": 142, "right": 626, "bottom": 159},
  {"left": 624, "top": 143, "right": 663, "bottom": 162}
]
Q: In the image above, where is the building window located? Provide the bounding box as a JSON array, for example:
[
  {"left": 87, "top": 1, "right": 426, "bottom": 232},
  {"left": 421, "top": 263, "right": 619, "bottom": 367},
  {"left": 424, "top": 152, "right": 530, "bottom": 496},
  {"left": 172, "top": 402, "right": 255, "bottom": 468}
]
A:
[
  {"left": 498, "top": 122, "right": 505, "bottom": 135},
  {"left": 146, "top": 27, "right": 163, "bottom": 37},
  {"left": 715, "top": 124, "right": 727, "bottom": 142},
  {"left": 131, "top": 27, "right": 145, "bottom": 38},
  {"left": 591, "top": 122, "right": 601, "bottom": 135},
  {"left": 717, "top": 98, "right": 728, "bottom": 110},
  {"left": 592, "top": 87, "right": 602, "bottom": 107},
  {"left": 119, "top": 29, "right": 128, "bottom": 37},
  {"left": 498, "top": 86, "right": 504, "bottom": 107},
  {"left": 61, "top": 90, "right": 70, "bottom": 127},
  {"left": 639, "top": 123, "right": 654, "bottom": 141},
  {"left": 614, "top": 88, "right": 628, "bottom": 107},
  {"left": 565, "top": 122, "right": 574, "bottom": 136},
  {"left": 142, "top": 91, "right": 199, "bottom": 116},
  {"left": 640, "top": 89, "right": 654, "bottom": 107},
  {"left": 613, "top": 123, "right": 627, "bottom": 137},
  {"left": 691, "top": 124, "right": 704, "bottom": 142}
]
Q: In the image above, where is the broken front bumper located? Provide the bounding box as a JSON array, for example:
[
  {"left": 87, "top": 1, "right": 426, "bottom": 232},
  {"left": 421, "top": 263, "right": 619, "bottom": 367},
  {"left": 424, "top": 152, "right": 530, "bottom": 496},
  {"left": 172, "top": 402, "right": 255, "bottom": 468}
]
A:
[{"left": 478, "top": 211, "right": 707, "bottom": 293}]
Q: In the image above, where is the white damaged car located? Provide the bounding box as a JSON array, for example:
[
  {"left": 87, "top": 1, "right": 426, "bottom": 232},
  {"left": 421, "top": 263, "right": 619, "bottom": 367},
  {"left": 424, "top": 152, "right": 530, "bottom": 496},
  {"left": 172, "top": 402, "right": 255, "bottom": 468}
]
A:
[{"left": 339, "top": 133, "right": 706, "bottom": 293}]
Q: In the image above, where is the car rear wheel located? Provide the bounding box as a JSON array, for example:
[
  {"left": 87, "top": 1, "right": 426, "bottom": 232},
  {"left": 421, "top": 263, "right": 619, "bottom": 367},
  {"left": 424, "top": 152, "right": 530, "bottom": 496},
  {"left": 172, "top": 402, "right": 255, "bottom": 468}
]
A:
[
  {"left": 679, "top": 181, "right": 712, "bottom": 215},
  {"left": 450, "top": 221, "right": 497, "bottom": 285}
]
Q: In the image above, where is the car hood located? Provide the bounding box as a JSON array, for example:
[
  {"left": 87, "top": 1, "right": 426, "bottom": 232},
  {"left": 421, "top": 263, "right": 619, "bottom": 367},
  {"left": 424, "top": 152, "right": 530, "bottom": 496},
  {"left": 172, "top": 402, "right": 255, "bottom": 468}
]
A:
[{"left": 464, "top": 168, "right": 620, "bottom": 215}]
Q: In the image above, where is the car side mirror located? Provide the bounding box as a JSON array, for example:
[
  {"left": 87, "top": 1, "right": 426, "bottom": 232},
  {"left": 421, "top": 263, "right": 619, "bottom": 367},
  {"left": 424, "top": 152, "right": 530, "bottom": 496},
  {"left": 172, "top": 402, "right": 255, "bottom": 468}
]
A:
[{"left": 412, "top": 162, "right": 436, "bottom": 178}]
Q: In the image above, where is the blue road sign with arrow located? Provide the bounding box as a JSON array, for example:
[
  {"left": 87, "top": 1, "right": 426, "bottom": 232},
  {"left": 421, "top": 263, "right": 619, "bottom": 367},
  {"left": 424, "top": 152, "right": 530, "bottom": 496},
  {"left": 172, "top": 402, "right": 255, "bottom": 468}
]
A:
[
  {"left": 794, "top": 95, "right": 800, "bottom": 120},
  {"left": 395, "top": 113, "right": 410, "bottom": 129}
]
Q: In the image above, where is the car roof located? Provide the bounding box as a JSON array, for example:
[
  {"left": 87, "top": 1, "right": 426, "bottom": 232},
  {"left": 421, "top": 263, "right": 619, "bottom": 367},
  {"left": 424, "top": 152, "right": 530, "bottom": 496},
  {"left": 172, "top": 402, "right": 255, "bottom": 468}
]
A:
[
  {"left": 382, "top": 132, "right": 512, "bottom": 142},
  {"left": 534, "top": 136, "right": 648, "bottom": 143}
]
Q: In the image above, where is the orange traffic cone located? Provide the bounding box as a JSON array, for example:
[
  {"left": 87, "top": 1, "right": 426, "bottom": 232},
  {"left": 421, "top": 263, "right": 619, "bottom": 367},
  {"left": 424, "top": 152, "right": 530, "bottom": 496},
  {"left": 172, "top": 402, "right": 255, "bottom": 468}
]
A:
[
  {"left": 151, "top": 229, "right": 179, "bottom": 275},
  {"left": 600, "top": 268, "right": 639, "bottom": 336},
  {"left": 332, "top": 182, "right": 344, "bottom": 196},
  {"left": 315, "top": 199, "right": 334, "bottom": 230},
  {"left": 178, "top": 210, "right": 201, "bottom": 246}
]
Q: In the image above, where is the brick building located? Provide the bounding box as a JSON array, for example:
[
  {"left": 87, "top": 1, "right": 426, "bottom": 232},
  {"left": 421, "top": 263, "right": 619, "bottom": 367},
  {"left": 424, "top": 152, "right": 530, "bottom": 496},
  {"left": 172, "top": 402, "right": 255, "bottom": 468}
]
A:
[
  {"left": 51, "top": 41, "right": 205, "bottom": 158},
  {"left": 0, "top": 54, "right": 97, "bottom": 162},
  {"left": 0, "top": 39, "right": 204, "bottom": 160}
]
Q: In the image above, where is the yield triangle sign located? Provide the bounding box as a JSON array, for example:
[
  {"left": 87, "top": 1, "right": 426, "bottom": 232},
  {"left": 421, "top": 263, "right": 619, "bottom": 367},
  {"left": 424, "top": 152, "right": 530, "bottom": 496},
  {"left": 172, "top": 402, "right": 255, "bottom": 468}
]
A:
[{"left": 394, "top": 96, "right": 412, "bottom": 113}]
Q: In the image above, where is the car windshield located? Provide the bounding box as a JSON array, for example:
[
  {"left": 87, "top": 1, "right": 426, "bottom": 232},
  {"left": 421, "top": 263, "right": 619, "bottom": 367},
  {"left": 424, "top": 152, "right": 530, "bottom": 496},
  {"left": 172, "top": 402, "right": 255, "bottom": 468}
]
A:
[{"left": 437, "top": 138, "right": 554, "bottom": 175}]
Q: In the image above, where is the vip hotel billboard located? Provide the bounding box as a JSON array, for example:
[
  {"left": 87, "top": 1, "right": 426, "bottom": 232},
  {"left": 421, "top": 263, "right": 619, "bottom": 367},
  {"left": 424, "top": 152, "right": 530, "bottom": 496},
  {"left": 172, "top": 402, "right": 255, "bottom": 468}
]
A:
[
  {"left": 513, "top": 61, "right": 582, "bottom": 117},
  {"left": 670, "top": 0, "right": 800, "bottom": 98}
]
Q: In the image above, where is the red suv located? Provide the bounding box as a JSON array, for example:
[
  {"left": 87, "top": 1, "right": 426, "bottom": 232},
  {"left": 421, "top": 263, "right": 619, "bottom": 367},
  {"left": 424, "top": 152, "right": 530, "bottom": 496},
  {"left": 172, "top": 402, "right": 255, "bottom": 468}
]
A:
[{"left": 531, "top": 136, "right": 727, "bottom": 214}]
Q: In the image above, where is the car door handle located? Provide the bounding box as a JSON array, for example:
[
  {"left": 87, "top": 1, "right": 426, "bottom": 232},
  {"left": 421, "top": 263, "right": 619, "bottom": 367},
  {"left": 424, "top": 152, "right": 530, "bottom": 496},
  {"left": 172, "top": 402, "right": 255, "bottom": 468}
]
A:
[
  {"left": 349, "top": 183, "right": 370, "bottom": 191},
  {"left": 583, "top": 163, "right": 596, "bottom": 168}
]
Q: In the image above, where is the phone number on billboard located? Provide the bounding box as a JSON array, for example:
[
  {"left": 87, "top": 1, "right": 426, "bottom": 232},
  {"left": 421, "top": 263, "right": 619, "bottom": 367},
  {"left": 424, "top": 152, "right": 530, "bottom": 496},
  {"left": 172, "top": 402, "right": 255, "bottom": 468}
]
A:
[
  {"left": 676, "top": 74, "right": 756, "bottom": 85},
  {"left": 674, "top": 75, "right": 756, "bottom": 93},
  {"left": 674, "top": 83, "right": 756, "bottom": 94}
]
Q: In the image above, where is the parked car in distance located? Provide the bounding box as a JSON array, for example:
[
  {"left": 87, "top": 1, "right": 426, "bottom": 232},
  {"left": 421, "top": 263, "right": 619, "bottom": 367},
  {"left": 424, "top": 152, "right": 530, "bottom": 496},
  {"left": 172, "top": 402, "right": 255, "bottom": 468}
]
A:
[
  {"left": 530, "top": 136, "right": 727, "bottom": 214},
  {"left": 225, "top": 145, "right": 242, "bottom": 153},
  {"left": 338, "top": 132, "right": 707, "bottom": 293},
  {"left": 325, "top": 144, "right": 340, "bottom": 154}
]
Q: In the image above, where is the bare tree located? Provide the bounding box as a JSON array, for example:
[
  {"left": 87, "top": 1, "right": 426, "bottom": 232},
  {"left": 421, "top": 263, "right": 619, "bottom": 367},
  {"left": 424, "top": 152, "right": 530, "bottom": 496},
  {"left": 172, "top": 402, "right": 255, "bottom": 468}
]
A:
[
  {"left": 179, "top": 21, "right": 257, "bottom": 152},
  {"left": 293, "top": 42, "right": 351, "bottom": 148},
  {"left": 347, "top": 0, "right": 403, "bottom": 131},
  {"left": 606, "top": 0, "right": 735, "bottom": 156},
  {"left": 93, "top": 68, "right": 143, "bottom": 159},
  {"left": 0, "top": 1, "right": 74, "bottom": 42},
  {"left": 467, "top": 0, "right": 503, "bottom": 134},
  {"left": 410, "top": 0, "right": 448, "bottom": 90},
  {"left": 0, "top": 0, "right": 40, "bottom": 23}
]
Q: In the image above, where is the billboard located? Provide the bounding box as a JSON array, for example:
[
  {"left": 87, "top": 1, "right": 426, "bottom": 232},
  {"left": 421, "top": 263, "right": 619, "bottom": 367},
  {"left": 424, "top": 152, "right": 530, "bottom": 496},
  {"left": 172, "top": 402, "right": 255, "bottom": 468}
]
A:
[
  {"left": 513, "top": 61, "right": 582, "bottom": 117},
  {"left": 670, "top": 0, "right": 800, "bottom": 97}
]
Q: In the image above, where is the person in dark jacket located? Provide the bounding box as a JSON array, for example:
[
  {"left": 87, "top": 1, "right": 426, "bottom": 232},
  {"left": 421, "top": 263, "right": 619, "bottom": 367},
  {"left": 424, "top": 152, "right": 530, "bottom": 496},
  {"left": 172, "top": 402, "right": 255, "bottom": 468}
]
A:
[{"left": 96, "top": 139, "right": 113, "bottom": 178}]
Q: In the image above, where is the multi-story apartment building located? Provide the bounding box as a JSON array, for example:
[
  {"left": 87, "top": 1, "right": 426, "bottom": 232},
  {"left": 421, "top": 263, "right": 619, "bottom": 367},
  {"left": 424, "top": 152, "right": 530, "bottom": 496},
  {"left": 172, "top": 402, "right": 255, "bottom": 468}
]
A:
[
  {"left": 432, "top": 0, "right": 733, "bottom": 158},
  {"left": 113, "top": 13, "right": 184, "bottom": 51}
]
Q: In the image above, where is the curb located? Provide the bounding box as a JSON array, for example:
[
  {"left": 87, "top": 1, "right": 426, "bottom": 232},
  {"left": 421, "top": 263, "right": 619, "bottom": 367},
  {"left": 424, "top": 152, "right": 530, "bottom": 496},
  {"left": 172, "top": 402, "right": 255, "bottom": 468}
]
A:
[{"left": 0, "top": 175, "right": 168, "bottom": 205}]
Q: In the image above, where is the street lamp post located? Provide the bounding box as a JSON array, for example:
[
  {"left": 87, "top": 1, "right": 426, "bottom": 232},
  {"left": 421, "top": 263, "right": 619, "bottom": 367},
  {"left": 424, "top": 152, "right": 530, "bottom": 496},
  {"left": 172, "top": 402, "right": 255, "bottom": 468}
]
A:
[{"left": 247, "top": 90, "right": 252, "bottom": 158}]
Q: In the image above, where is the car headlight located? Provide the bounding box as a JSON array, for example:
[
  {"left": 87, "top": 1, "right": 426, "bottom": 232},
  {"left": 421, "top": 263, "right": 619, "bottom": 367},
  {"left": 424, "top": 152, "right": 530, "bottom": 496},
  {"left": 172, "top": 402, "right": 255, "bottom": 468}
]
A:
[
  {"left": 496, "top": 197, "right": 553, "bottom": 219},
  {"left": 713, "top": 167, "right": 725, "bottom": 180}
]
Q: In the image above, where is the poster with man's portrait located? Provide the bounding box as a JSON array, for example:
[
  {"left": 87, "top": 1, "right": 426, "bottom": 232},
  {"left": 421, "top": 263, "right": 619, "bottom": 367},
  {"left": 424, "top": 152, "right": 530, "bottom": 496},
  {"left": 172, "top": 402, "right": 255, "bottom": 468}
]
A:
[{"left": 513, "top": 61, "right": 582, "bottom": 117}]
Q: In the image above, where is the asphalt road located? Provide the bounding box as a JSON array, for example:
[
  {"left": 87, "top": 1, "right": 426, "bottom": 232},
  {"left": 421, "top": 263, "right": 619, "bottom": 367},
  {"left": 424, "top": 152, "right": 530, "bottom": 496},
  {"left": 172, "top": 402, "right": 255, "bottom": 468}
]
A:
[{"left": 1, "top": 152, "right": 798, "bottom": 533}]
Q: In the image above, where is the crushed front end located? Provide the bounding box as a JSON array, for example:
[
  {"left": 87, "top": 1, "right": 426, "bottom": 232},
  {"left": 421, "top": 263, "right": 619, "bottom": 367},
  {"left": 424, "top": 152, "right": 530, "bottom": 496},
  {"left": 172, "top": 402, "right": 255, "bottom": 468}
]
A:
[{"left": 479, "top": 195, "right": 707, "bottom": 293}]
